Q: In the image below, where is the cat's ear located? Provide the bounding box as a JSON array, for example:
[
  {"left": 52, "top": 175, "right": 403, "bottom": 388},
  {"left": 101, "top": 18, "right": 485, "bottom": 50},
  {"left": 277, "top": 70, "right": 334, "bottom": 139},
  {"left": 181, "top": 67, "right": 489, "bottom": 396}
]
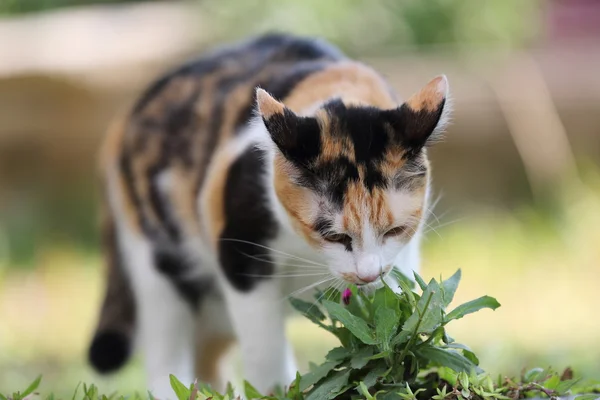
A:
[
  {"left": 383, "top": 75, "right": 450, "bottom": 154},
  {"left": 256, "top": 87, "right": 286, "bottom": 119},
  {"left": 256, "top": 88, "right": 321, "bottom": 164}
]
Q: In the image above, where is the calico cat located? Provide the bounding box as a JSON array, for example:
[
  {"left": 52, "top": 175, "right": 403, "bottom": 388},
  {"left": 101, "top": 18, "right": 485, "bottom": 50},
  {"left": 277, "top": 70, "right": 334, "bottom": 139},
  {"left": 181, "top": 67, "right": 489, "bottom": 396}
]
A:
[{"left": 88, "top": 33, "right": 450, "bottom": 397}]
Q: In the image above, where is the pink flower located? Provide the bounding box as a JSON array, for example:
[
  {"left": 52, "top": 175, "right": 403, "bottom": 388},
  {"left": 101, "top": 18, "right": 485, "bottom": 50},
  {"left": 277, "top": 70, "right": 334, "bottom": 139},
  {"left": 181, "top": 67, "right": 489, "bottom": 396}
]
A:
[{"left": 342, "top": 288, "right": 352, "bottom": 305}]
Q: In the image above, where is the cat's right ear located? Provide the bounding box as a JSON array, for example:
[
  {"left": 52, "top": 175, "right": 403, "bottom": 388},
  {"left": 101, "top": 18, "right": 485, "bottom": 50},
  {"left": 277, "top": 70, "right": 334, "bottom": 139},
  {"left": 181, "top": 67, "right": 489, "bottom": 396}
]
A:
[{"left": 256, "top": 88, "right": 321, "bottom": 165}]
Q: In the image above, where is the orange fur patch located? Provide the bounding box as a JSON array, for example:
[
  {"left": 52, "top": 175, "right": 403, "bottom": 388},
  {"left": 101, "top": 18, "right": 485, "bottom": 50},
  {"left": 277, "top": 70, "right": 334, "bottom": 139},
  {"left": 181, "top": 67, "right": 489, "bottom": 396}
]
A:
[
  {"left": 282, "top": 61, "right": 398, "bottom": 114},
  {"left": 170, "top": 163, "right": 202, "bottom": 236},
  {"left": 405, "top": 75, "right": 447, "bottom": 113},
  {"left": 341, "top": 182, "right": 394, "bottom": 245},
  {"left": 272, "top": 154, "right": 320, "bottom": 246},
  {"left": 195, "top": 335, "right": 234, "bottom": 389},
  {"left": 99, "top": 115, "right": 142, "bottom": 233},
  {"left": 256, "top": 88, "right": 285, "bottom": 119}
]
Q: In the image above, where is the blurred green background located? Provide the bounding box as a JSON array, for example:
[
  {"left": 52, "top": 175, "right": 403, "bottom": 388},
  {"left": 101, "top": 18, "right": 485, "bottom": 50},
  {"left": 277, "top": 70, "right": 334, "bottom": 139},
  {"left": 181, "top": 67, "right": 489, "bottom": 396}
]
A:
[{"left": 1, "top": 0, "right": 599, "bottom": 396}]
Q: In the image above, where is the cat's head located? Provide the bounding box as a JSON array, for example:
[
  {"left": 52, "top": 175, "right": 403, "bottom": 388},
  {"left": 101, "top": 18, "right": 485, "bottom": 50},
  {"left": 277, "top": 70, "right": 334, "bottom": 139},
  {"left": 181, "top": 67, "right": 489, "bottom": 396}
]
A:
[{"left": 256, "top": 76, "right": 450, "bottom": 285}]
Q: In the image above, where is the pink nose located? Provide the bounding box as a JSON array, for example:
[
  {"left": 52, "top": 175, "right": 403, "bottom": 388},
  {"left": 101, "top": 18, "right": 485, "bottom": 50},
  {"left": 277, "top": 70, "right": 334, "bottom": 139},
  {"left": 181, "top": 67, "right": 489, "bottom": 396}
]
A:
[{"left": 357, "top": 273, "right": 379, "bottom": 283}]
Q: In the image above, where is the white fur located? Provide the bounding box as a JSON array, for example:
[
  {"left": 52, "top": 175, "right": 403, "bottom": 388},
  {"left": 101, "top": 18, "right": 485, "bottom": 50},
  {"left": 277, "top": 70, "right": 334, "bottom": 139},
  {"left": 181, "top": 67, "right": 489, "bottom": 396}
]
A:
[
  {"left": 107, "top": 166, "right": 196, "bottom": 399},
  {"left": 314, "top": 188, "right": 425, "bottom": 285},
  {"left": 219, "top": 278, "right": 298, "bottom": 394}
]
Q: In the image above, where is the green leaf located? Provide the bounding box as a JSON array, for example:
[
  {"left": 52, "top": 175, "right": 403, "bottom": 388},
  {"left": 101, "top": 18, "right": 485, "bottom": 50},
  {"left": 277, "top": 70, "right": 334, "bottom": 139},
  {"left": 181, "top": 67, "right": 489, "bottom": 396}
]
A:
[
  {"left": 391, "top": 269, "right": 415, "bottom": 289},
  {"left": 413, "top": 272, "right": 428, "bottom": 291},
  {"left": 443, "top": 331, "right": 455, "bottom": 344},
  {"left": 289, "top": 297, "right": 326, "bottom": 324},
  {"left": 244, "top": 380, "right": 263, "bottom": 399},
  {"left": 71, "top": 382, "right": 82, "bottom": 400},
  {"left": 350, "top": 346, "right": 374, "bottom": 369},
  {"left": 287, "top": 371, "right": 302, "bottom": 399},
  {"left": 574, "top": 395, "right": 600, "bottom": 400},
  {"left": 523, "top": 367, "right": 545, "bottom": 383},
  {"left": 0, "top": 394, "right": 7, "bottom": 400},
  {"left": 169, "top": 375, "right": 191, "bottom": 400},
  {"left": 416, "top": 345, "right": 479, "bottom": 373},
  {"left": 21, "top": 375, "right": 42, "bottom": 398},
  {"left": 357, "top": 382, "right": 375, "bottom": 400},
  {"left": 446, "top": 296, "right": 501, "bottom": 322},
  {"left": 380, "top": 392, "right": 403, "bottom": 400},
  {"left": 322, "top": 300, "right": 376, "bottom": 345},
  {"left": 300, "top": 360, "right": 343, "bottom": 391},
  {"left": 362, "top": 362, "right": 390, "bottom": 388},
  {"left": 373, "top": 283, "right": 401, "bottom": 314},
  {"left": 555, "top": 379, "right": 582, "bottom": 394},
  {"left": 391, "top": 330, "right": 411, "bottom": 346},
  {"left": 543, "top": 374, "right": 561, "bottom": 390},
  {"left": 305, "top": 369, "right": 351, "bottom": 400},
  {"left": 441, "top": 269, "right": 461, "bottom": 307},
  {"left": 401, "top": 279, "right": 444, "bottom": 335},
  {"left": 375, "top": 307, "right": 399, "bottom": 348},
  {"left": 325, "top": 347, "right": 350, "bottom": 361},
  {"left": 397, "top": 279, "right": 417, "bottom": 308},
  {"left": 444, "top": 343, "right": 480, "bottom": 366},
  {"left": 438, "top": 366, "right": 459, "bottom": 386},
  {"left": 368, "top": 350, "right": 391, "bottom": 361}
]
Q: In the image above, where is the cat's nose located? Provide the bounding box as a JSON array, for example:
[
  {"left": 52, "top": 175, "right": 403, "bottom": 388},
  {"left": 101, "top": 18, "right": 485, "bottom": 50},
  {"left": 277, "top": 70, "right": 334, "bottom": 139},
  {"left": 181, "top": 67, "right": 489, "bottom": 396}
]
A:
[
  {"left": 357, "top": 272, "right": 379, "bottom": 283},
  {"left": 357, "top": 254, "right": 381, "bottom": 283}
]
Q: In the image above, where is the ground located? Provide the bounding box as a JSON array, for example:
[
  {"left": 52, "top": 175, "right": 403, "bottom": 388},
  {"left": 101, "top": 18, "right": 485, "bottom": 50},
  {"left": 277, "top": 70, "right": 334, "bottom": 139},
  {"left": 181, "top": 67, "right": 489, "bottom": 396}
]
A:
[{"left": 1, "top": 179, "right": 599, "bottom": 396}]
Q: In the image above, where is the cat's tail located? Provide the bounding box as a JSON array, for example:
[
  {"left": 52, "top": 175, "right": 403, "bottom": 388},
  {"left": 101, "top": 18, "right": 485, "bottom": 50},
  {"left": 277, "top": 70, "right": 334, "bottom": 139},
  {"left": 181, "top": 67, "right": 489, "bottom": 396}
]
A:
[
  {"left": 88, "top": 197, "right": 137, "bottom": 373},
  {"left": 88, "top": 118, "right": 137, "bottom": 374}
]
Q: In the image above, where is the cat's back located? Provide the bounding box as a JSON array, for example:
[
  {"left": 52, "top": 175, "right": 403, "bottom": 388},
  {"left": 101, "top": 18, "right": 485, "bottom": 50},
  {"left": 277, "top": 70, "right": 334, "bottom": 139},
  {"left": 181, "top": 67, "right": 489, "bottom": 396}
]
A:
[{"left": 101, "top": 33, "right": 346, "bottom": 245}]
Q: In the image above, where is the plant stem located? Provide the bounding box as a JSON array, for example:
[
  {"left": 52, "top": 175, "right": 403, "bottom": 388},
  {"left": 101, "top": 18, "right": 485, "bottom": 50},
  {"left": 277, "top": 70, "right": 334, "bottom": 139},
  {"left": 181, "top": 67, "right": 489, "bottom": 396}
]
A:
[{"left": 397, "top": 291, "right": 434, "bottom": 369}]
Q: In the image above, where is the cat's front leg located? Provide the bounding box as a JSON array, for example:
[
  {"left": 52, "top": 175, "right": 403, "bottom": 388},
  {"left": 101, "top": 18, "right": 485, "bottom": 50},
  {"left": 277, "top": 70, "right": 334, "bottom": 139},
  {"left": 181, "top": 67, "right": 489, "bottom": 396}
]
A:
[{"left": 221, "top": 279, "right": 297, "bottom": 394}]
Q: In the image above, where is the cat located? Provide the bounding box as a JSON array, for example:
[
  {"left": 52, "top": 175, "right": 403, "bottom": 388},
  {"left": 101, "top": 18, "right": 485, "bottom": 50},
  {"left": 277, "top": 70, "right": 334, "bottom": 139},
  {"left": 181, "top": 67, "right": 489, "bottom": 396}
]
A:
[{"left": 88, "top": 33, "right": 450, "bottom": 398}]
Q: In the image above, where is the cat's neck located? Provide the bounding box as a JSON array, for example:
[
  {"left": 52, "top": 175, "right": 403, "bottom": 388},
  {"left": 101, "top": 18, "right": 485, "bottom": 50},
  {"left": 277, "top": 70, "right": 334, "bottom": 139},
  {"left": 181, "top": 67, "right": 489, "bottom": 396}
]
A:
[{"left": 282, "top": 61, "right": 399, "bottom": 115}]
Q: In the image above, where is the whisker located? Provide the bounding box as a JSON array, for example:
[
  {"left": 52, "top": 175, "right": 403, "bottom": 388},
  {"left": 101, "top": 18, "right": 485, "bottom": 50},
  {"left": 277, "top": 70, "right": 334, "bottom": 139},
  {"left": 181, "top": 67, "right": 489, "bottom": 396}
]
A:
[
  {"left": 421, "top": 219, "right": 442, "bottom": 239},
  {"left": 328, "top": 279, "right": 345, "bottom": 303},
  {"left": 239, "top": 272, "right": 331, "bottom": 278},
  {"left": 304, "top": 279, "right": 336, "bottom": 317},
  {"left": 284, "top": 276, "right": 336, "bottom": 301},
  {"left": 427, "top": 194, "right": 443, "bottom": 225},
  {"left": 238, "top": 251, "right": 327, "bottom": 270},
  {"left": 253, "top": 253, "right": 329, "bottom": 268},
  {"left": 221, "top": 238, "right": 327, "bottom": 267},
  {"left": 429, "top": 217, "right": 465, "bottom": 231}
]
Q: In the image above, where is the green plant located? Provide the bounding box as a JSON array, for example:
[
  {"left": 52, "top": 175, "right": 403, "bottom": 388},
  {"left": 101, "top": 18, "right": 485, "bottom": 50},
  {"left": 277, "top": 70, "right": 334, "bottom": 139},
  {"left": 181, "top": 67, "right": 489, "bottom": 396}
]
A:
[{"left": 3, "top": 270, "right": 599, "bottom": 400}]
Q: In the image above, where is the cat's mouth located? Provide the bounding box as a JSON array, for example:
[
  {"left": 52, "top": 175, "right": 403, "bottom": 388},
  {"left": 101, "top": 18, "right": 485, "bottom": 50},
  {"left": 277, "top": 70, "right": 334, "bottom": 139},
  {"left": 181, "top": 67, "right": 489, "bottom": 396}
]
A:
[
  {"left": 341, "top": 265, "right": 392, "bottom": 288},
  {"left": 356, "top": 279, "right": 385, "bottom": 291}
]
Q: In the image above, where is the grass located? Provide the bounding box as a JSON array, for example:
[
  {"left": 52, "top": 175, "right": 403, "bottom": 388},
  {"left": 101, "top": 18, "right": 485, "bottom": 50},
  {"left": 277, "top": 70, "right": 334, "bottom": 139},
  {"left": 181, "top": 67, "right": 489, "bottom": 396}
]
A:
[{"left": 1, "top": 175, "right": 599, "bottom": 396}]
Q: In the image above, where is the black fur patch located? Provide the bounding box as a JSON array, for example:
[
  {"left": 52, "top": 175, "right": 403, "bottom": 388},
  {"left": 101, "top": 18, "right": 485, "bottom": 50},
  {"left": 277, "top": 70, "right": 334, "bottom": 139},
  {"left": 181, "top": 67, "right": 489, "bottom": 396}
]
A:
[
  {"left": 384, "top": 100, "right": 446, "bottom": 158},
  {"left": 89, "top": 330, "right": 131, "bottom": 374},
  {"left": 263, "top": 109, "right": 322, "bottom": 167},
  {"left": 311, "top": 157, "right": 360, "bottom": 207},
  {"left": 324, "top": 101, "right": 390, "bottom": 164},
  {"left": 219, "top": 147, "right": 278, "bottom": 291},
  {"left": 89, "top": 215, "right": 136, "bottom": 374},
  {"left": 314, "top": 217, "right": 334, "bottom": 236},
  {"left": 154, "top": 250, "right": 214, "bottom": 309}
]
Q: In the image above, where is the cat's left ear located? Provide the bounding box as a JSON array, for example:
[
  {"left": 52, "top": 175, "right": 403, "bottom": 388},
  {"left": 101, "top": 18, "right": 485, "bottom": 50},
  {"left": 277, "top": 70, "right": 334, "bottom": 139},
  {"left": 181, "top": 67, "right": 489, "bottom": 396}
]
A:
[
  {"left": 256, "top": 88, "right": 321, "bottom": 165},
  {"left": 383, "top": 75, "right": 451, "bottom": 153}
]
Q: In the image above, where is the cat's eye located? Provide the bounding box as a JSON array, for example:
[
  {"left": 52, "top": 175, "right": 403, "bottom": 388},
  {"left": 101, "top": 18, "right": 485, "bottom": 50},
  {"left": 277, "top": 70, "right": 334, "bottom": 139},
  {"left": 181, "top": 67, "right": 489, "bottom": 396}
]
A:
[
  {"left": 384, "top": 226, "right": 408, "bottom": 238},
  {"left": 323, "top": 233, "right": 352, "bottom": 247}
]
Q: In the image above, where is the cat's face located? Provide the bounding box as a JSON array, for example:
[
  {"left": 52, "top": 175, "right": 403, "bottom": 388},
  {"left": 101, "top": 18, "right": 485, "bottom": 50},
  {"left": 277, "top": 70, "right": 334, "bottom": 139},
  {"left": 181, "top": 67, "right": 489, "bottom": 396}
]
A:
[{"left": 257, "top": 76, "right": 449, "bottom": 285}]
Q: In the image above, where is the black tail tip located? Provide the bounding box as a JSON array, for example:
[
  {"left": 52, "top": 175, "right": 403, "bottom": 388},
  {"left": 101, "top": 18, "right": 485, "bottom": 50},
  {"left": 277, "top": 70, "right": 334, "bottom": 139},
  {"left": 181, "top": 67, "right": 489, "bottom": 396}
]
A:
[{"left": 88, "top": 330, "right": 131, "bottom": 373}]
